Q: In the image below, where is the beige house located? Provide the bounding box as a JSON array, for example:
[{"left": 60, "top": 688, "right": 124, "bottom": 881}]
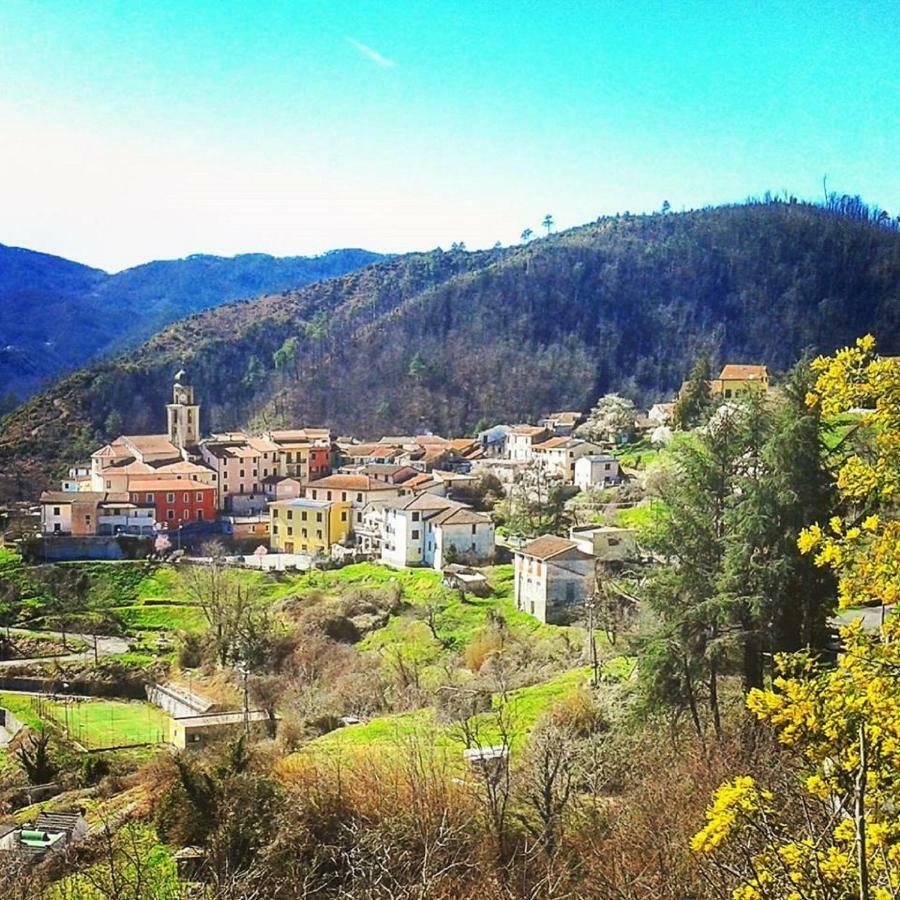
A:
[
  {"left": 506, "top": 425, "right": 551, "bottom": 462},
  {"left": 573, "top": 454, "right": 622, "bottom": 491},
  {"left": 532, "top": 437, "right": 603, "bottom": 482},
  {"left": 513, "top": 535, "right": 594, "bottom": 624},
  {"left": 538, "top": 411, "right": 584, "bottom": 436},
  {"left": 200, "top": 433, "right": 280, "bottom": 511},
  {"left": 710, "top": 364, "right": 769, "bottom": 399}
]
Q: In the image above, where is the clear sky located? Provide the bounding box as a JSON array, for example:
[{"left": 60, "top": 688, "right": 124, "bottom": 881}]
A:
[{"left": 1, "top": 0, "right": 898, "bottom": 271}]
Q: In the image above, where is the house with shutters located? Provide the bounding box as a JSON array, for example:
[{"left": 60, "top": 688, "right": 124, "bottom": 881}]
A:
[
  {"left": 268, "top": 497, "right": 350, "bottom": 555},
  {"left": 377, "top": 493, "right": 494, "bottom": 570},
  {"left": 532, "top": 437, "right": 604, "bottom": 482},
  {"left": 513, "top": 535, "right": 594, "bottom": 624}
]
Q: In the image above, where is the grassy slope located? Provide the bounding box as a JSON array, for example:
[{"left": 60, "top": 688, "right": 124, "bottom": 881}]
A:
[{"left": 42, "top": 699, "right": 170, "bottom": 748}]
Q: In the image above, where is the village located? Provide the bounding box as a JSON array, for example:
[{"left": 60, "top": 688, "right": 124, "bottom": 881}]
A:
[{"left": 26, "top": 363, "right": 769, "bottom": 626}]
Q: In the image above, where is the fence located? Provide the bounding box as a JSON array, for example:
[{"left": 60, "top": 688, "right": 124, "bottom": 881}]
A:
[{"left": 31, "top": 695, "right": 170, "bottom": 750}]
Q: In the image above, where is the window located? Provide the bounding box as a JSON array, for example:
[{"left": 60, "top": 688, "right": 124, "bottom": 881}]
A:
[
  {"left": 196, "top": 492, "right": 203, "bottom": 501},
  {"left": 316, "top": 512, "right": 323, "bottom": 522},
  {"left": 167, "top": 493, "right": 175, "bottom": 503},
  {"left": 53, "top": 506, "right": 60, "bottom": 515},
  {"left": 106, "top": 480, "right": 111, "bottom": 489},
  {"left": 183, "top": 493, "right": 189, "bottom": 503},
  {"left": 146, "top": 493, "right": 153, "bottom": 503},
  {"left": 273, "top": 524, "right": 279, "bottom": 534},
  {"left": 356, "top": 493, "right": 363, "bottom": 502},
  {"left": 341, "top": 511, "right": 347, "bottom": 522},
  {"left": 287, "top": 510, "right": 293, "bottom": 520},
  {"left": 472, "top": 524, "right": 477, "bottom": 534},
  {"left": 253, "top": 469, "right": 257, "bottom": 477},
  {"left": 302, "top": 528, "right": 308, "bottom": 538},
  {"left": 471, "top": 542, "right": 476, "bottom": 552},
  {"left": 412, "top": 512, "right": 420, "bottom": 522},
  {"left": 196, "top": 510, "right": 204, "bottom": 521},
  {"left": 341, "top": 492, "right": 347, "bottom": 501},
  {"left": 301, "top": 511, "right": 307, "bottom": 521},
  {"left": 287, "top": 526, "right": 293, "bottom": 536},
  {"left": 316, "top": 529, "right": 323, "bottom": 539},
  {"left": 326, "top": 491, "right": 332, "bottom": 501},
  {"left": 167, "top": 510, "right": 175, "bottom": 520},
  {"left": 412, "top": 529, "right": 420, "bottom": 540}
]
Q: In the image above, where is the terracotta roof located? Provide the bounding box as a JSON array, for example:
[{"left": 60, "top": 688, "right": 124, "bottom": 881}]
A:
[
  {"left": 101, "top": 460, "right": 155, "bottom": 474},
  {"left": 247, "top": 436, "right": 280, "bottom": 453},
  {"left": 510, "top": 425, "right": 548, "bottom": 436},
  {"left": 383, "top": 493, "right": 463, "bottom": 513},
  {"left": 547, "top": 411, "right": 582, "bottom": 424},
  {"left": 345, "top": 443, "right": 399, "bottom": 458},
  {"left": 121, "top": 434, "right": 181, "bottom": 455},
  {"left": 261, "top": 474, "right": 301, "bottom": 485},
  {"left": 519, "top": 535, "right": 591, "bottom": 561},
  {"left": 533, "top": 437, "right": 571, "bottom": 451},
  {"left": 129, "top": 479, "right": 214, "bottom": 493},
  {"left": 40, "top": 491, "right": 130, "bottom": 504},
  {"left": 428, "top": 506, "right": 492, "bottom": 526},
  {"left": 303, "top": 474, "right": 399, "bottom": 492},
  {"left": 404, "top": 472, "right": 438, "bottom": 489},
  {"left": 719, "top": 364, "right": 768, "bottom": 381},
  {"left": 154, "top": 461, "right": 214, "bottom": 475},
  {"left": 415, "top": 435, "right": 450, "bottom": 446}
]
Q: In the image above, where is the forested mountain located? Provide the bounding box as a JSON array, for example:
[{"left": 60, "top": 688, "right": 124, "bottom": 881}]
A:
[
  {"left": 0, "top": 245, "right": 384, "bottom": 403},
  {"left": 3, "top": 199, "right": 900, "bottom": 492}
]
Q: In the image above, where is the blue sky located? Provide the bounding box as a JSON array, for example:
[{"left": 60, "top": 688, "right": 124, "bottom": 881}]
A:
[{"left": 0, "top": 0, "right": 897, "bottom": 271}]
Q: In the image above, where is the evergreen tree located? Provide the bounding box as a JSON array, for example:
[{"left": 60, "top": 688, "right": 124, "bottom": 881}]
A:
[{"left": 672, "top": 354, "right": 713, "bottom": 430}]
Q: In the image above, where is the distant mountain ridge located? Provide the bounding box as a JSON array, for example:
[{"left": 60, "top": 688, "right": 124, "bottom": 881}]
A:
[
  {"left": 0, "top": 244, "right": 385, "bottom": 402},
  {"left": 2, "top": 199, "right": 900, "bottom": 495}
]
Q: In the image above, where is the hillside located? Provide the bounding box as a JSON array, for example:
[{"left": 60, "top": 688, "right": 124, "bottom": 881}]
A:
[
  {"left": 2, "top": 199, "right": 900, "bottom": 493},
  {"left": 0, "top": 245, "right": 384, "bottom": 403}
]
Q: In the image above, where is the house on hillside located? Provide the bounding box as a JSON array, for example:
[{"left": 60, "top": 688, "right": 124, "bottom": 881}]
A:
[
  {"left": 532, "top": 437, "right": 603, "bottom": 482},
  {"left": 573, "top": 454, "right": 622, "bottom": 491},
  {"left": 506, "top": 425, "right": 551, "bottom": 462},
  {"left": 569, "top": 525, "right": 638, "bottom": 562},
  {"left": 300, "top": 473, "right": 407, "bottom": 549},
  {"left": 263, "top": 429, "right": 333, "bottom": 482},
  {"left": 262, "top": 474, "right": 303, "bottom": 503},
  {"left": 377, "top": 493, "right": 494, "bottom": 570},
  {"left": 539, "top": 411, "right": 584, "bottom": 436},
  {"left": 200, "top": 433, "right": 280, "bottom": 512},
  {"left": 129, "top": 479, "right": 216, "bottom": 531},
  {"left": 513, "top": 535, "right": 594, "bottom": 624},
  {"left": 268, "top": 497, "right": 350, "bottom": 555},
  {"left": 710, "top": 364, "right": 769, "bottom": 398},
  {"left": 39, "top": 491, "right": 156, "bottom": 536},
  {"left": 478, "top": 425, "right": 511, "bottom": 458}
]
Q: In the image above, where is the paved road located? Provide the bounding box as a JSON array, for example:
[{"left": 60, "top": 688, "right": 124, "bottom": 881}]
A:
[
  {"left": 0, "top": 629, "right": 129, "bottom": 668},
  {"left": 831, "top": 605, "right": 891, "bottom": 632}
]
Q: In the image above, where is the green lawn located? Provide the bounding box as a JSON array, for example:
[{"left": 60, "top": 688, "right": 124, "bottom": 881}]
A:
[
  {"left": 0, "top": 547, "right": 22, "bottom": 570},
  {"left": 0, "top": 691, "right": 45, "bottom": 730},
  {"left": 113, "top": 603, "right": 207, "bottom": 634},
  {"left": 306, "top": 667, "right": 594, "bottom": 758},
  {"left": 41, "top": 699, "right": 170, "bottom": 749}
]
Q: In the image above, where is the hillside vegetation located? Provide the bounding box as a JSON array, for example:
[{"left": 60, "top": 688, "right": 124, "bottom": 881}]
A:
[
  {"left": 0, "top": 244, "right": 384, "bottom": 402},
  {"left": 3, "top": 199, "right": 900, "bottom": 491}
]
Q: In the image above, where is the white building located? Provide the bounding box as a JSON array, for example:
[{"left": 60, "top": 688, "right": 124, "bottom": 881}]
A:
[
  {"left": 505, "top": 425, "right": 551, "bottom": 462},
  {"left": 378, "top": 493, "right": 494, "bottom": 570},
  {"left": 513, "top": 535, "right": 594, "bottom": 624},
  {"left": 569, "top": 525, "right": 638, "bottom": 562},
  {"left": 574, "top": 454, "right": 622, "bottom": 491},
  {"left": 532, "top": 437, "right": 604, "bottom": 482}
]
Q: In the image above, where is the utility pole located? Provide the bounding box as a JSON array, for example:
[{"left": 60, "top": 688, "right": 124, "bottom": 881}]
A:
[{"left": 239, "top": 662, "right": 250, "bottom": 737}]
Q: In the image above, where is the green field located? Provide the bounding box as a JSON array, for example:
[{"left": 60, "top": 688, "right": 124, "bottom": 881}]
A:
[
  {"left": 307, "top": 667, "right": 594, "bottom": 758},
  {"left": 41, "top": 699, "right": 170, "bottom": 749},
  {"left": 113, "top": 603, "right": 207, "bottom": 633},
  {"left": 0, "top": 691, "right": 45, "bottom": 730}
]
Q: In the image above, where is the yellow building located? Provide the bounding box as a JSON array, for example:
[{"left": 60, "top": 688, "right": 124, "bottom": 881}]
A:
[
  {"left": 710, "top": 364, "right": 769, "bottom": 399},
  {"left": 268, "top": 497, "right": 350, "bottom": 555}
]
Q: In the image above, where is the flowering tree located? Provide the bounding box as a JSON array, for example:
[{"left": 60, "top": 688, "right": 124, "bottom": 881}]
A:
[
  {"left": 576, "top": 394, "right": 635, "bottom": 445},
  {"left": 692, "top": 337, "right": 900, "bottom": 899}
]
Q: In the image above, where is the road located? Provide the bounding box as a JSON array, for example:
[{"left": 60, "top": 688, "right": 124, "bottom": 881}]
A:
[
  {"left": 831, "top": 605, "right": 891, "bottom": 632},
  {"left": 0, "top": 628, "right": 130, "bottom": 668}
]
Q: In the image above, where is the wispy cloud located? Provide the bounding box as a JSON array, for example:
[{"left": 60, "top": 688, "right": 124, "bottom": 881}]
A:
[{"left": 346, "top": 36, "right": 395, "bottom": 68}]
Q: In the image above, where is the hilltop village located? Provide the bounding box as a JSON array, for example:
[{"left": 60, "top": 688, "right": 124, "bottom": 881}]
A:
[{"left": 29, "top": 364, "right": 769, "bottom": 625}]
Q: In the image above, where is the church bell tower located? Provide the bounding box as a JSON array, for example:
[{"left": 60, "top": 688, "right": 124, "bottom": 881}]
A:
[{"left": 166, "top": 369, "right": 200, "bottom": 449}]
